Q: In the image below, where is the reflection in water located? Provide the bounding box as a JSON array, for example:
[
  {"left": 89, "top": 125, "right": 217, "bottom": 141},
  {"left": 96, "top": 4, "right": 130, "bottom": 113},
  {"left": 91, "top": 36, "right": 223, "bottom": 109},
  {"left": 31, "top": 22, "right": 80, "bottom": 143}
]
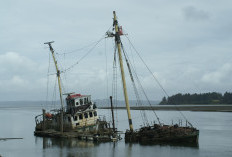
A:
[
  {"left": 138, "top": 141, "right": 199, "bottom": 148},
  {"left": 37, "top": 137, "right": 98, "bottom": 157},
  {"left": 36, "top": 136, "right": 199, "bottom": 157},
  {"left": 127, "top": 143, "right": 133, "bottom": 157},
  {"left": 125, "top": 142, "right": 199, "bottom": 157},
  {"left": 40, "top": 137, "right": 97, "bottom": 149},
  {"left": 37, "top": 137, "right": 123, "bottom": 157},
  {"left": 111, "top": 142, "right": 117, "bottom": 157}
]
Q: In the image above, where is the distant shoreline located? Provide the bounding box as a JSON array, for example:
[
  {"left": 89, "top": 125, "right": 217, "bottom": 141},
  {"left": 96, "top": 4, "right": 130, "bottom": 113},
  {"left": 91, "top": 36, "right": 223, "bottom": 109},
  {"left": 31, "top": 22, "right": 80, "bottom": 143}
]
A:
[
  {"left": 1, "top": 102, "right": 231, "bottom": 112},
  {"left": 100, "top": 105, "right": 232, "bottom": 112}
]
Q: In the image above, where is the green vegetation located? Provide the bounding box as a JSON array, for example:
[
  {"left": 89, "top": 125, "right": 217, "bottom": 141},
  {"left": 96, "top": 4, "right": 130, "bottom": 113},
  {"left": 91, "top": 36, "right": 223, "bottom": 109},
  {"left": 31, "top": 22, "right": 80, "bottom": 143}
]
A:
[{"left": 159, "top": 92, "right": 232, "bottom": 105}]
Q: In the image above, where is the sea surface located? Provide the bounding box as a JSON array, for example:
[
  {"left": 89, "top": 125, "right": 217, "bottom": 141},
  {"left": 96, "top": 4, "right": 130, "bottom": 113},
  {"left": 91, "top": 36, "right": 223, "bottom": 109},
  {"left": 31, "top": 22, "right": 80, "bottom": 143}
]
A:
[{"left": 0, "top": 105, "right": 232, "bottom": 157}]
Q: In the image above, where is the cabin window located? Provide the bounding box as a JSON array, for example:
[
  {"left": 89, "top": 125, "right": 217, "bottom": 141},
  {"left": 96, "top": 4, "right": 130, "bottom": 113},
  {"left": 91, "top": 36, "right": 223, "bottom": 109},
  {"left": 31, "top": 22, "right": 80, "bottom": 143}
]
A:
[
  {"left": 84, "top": 98, "right": 87, "bottom": 104},
  {"left": 89, "top": 112, "right": 93, "bottom": 117},
  {"left": 80, "top": 99, "right": 83, "bottom": 105},
  {"left": 76, "top": 123, "right": 79, "bottom": 126},
  {"left": 76, "top": 102, "right": 79, "bottom": 106},
  {"left": 74, "top": 116, "right": 78, "bottom": 121},
  {"left": 94, "top": 111, "right": 97, "bottom": 117},
  {"left": 84, "top": 113, "right": 88, "bottom": 118},
  {"left": 79, "top": 114, "right": 83, "bottom": 120}
]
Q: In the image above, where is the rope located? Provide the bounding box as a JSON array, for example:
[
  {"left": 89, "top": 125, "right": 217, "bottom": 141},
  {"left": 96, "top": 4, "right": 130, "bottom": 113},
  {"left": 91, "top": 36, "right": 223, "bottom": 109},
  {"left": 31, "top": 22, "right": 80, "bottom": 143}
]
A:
[
  {"left": 125, "top": 35, "right": 169, "bottom": 97},
  {"left": 125, "top": 35, "right": 192, "bottom": 125},
  {"left": 121, "top": 43, "right": 160, "bottom": 125},
  {"left": 56, "top": 40, "right": 103, "bottom": 55},
  {"left": 121, "top": 43, "right": 148, "bottom": 124},
  {"left": 52, "top": 76, "right": 58, "bottom": 110},
  {"left": 112, "top": 44, "right": 119, "bottom": 126},
  {"left": 58, "top": 24, "right": 113, "bottom": 73},
  {"left": 46, "top": 52, "right": 51, "bottom": 108},
  {"left": 104, "top": 38, "right": 111, "bottom": 121},
  {"left": 60, "top": 37, "right": 104, "bottom": 73},
  {"left": 62, "top": 53, "right": 69, "bottom": 93},
  {"left": 104, "top": 38, "right": 109, "bottom": 99}
]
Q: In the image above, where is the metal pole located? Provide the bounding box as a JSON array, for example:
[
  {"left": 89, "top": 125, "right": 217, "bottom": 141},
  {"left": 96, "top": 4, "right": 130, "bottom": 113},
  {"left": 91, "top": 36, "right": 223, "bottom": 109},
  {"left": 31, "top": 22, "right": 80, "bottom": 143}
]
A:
[
  {"left": 110, "top": 96, "right": 116, "bottom": 132},
  {"left": 113, "top": 11, "right": 133, "bottom": 131}
]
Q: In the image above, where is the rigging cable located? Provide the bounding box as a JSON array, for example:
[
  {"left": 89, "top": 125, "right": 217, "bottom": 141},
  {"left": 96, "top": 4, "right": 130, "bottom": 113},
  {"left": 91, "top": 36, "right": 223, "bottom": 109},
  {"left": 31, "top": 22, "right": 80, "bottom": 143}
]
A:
[
  {"left": 61, "top": 37, "right": 105, "bottom": 73},
  {"left": 125, "top": 35, "right": 169, "bottom": 97},
  {"left": 60, "top": 25, "right": 113, "bottom": 73},
  {"left": 121, "top": 43, "right": 148, "bottom": 124},
  {"left": 46, "top": 51, "right": 51, "bottom": 108},
  {"left": 56, "top": 40, "right": 104, "bottom": 55},
  {"left": 112, "top": 44, "right": 118, "bottom": 125},
  {"left": 104, "top": 38, "right": 109, "bottom": 99},
  {"left": 56, "top": 25, "right": 113, "bottom": 56},
  {"left": 121, "top": 43, "right": 158, "bottom": 125},
  {"left": 104, "top": 37, "right": 111, "bottom": 121},
  {"left": 125, "top": 35, "right": 192, "bottom": 125},
  {"left": 52, "top": 76, "right": 58, "bottom": 110},
  {"left": 63, "top": 53, "right": 69, "bottom": 94}
]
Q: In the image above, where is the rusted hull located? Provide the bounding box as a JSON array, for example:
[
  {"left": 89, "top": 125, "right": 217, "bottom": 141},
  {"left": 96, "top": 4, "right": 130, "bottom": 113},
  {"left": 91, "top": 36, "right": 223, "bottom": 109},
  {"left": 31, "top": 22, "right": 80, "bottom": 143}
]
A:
[
  {"left": 125, "top": 125, "right": 199, "bottom": 145},
  {"left": 34, "top": 120, "right": 120, "bottom": 142},
  {"left": 34, "top": 130, "right": 116, "bottom": 142}
]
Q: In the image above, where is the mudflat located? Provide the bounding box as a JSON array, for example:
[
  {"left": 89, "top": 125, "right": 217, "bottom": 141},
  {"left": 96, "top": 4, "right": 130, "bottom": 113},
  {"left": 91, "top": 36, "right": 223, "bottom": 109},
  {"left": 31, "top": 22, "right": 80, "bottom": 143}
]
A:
[{"left": 100, "top": 105, "right": 232, "bottom": 112}]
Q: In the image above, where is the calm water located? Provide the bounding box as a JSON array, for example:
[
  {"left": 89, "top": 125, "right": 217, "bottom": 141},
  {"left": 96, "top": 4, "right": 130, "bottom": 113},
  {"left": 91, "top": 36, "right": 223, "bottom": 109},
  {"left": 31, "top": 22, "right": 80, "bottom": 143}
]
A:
[{"left": 0, "top": 106, "right": 232, "bottom": 157}]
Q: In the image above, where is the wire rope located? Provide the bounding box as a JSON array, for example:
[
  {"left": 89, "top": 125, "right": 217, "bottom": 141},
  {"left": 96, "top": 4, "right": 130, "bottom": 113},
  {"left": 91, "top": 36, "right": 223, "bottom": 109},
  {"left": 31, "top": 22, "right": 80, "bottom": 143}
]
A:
[
  {"left": 61, "top": 37, "right": 105, "bottom": 73},
  {"left": 121, "top": 43, "right": 156, "bottom": 125},
  {"left": 46, "top": 51, "right": 51, "bottom": 108},
  {"left": 125, "top": 35, "right": 192, "bottom": 125}
]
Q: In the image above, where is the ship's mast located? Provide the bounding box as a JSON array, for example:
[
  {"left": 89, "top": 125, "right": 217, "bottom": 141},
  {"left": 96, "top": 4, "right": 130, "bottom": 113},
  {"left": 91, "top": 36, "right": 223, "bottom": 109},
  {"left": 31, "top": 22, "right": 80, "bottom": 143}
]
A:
[
  {"left": 113, "top": 11, "right": 133, "bottom": 131},
  {"left": 44, "top": 41, "right": 64, "bottom": 133}
]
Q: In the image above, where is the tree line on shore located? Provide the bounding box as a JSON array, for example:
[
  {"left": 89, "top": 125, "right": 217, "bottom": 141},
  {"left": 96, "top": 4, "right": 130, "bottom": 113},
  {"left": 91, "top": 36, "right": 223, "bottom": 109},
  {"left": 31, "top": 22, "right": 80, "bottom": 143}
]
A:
[{"left": 159, "top": 92, "right": 232, "bottom": 105}]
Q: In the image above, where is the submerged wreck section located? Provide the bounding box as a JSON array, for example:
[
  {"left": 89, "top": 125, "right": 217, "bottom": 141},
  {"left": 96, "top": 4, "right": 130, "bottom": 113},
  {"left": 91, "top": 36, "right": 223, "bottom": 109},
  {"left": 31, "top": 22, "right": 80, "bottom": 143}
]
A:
[
  {"left": 125, "top": 124, "right": 199, "bottom": 144},
  {"left": 108, "top": 11, "right": 200, "bottom": 145},
  {"left": 34, "top": 93, "right": 119, "bottom": 142},
  {"left": 34, "top": 118, "right": 117, "bottom": 142}
]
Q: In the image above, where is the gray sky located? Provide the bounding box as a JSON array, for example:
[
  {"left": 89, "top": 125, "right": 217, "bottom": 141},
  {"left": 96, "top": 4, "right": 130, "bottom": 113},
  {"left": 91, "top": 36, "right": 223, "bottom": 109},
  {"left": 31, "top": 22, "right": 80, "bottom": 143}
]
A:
[{"left": 0, "top": 0, "right": 232, "bottom": 101}]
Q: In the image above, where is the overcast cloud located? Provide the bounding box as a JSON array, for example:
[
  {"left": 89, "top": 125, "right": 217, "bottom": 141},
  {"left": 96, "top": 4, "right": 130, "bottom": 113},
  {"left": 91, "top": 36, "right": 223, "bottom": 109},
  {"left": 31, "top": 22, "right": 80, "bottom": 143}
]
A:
[{"left": 0, "top": 0, "right": 232, "bottom": 101}]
